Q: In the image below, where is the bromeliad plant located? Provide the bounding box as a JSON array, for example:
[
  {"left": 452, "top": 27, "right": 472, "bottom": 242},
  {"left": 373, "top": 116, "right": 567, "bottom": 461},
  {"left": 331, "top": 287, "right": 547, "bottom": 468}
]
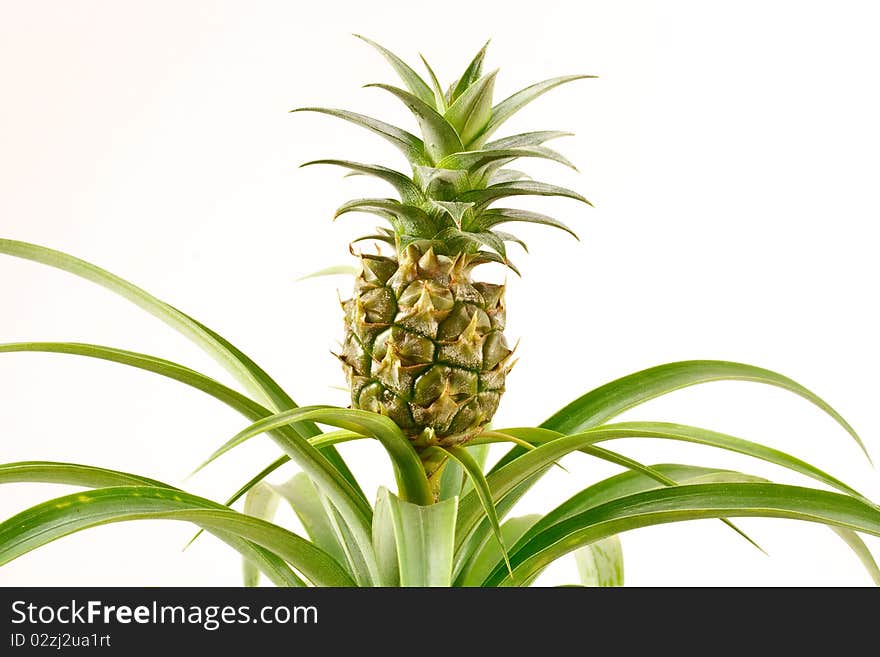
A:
[{"left": 1, "top": 37, "right": 879, "bottom": 587}]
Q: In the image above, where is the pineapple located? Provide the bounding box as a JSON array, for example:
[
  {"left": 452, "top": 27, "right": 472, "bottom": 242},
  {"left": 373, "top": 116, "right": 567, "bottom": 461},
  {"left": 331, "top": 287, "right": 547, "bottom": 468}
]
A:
[{"left": 295, "top": 37, "right": 592, "bottom": 466}]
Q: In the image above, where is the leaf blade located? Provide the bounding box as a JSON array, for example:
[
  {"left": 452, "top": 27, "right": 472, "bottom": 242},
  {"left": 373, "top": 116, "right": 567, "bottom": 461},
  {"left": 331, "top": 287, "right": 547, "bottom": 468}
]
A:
[
  {"left": 0, "top": 486, "right": 354, "bottom": 586},
  {"left": 291, "top": 107, "right": 428, "bottom": 165},
  {"left": 366, "top": 83, "right": 463, "bottom": 163},
  {"left": 476, "top": 74, "right": 595, "bottom": 144},
  {"left": 487, "top": 483, "right": 880, "bottom": 586},
  {"left": 541, "top": 360, "right": 870, "bottom": 463},
  {"left": 354, "top": 35, "right": 436, "bottom": 106}
]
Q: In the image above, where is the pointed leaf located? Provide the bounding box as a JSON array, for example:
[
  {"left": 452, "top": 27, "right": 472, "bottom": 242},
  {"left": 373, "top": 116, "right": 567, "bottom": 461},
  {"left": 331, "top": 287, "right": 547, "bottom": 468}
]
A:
[
  {"left": 354, "top": 35, "right": 436, "bottom": 106},
  {"left": 456, "top": 438, "right": 762, "bottom": 576},
  {"left": 496, "top": 422, "right": 867, "bottom": 501},
  {"left": 206, "top": 406, "right": 432, "bottom": 506},
  {"left": 366, "top": 84, "right": 463, "bottom": 163},
  {"left": 476, "top": 74, "right": 596, "bottom": 144},
  {"left": 0, "top": 342, "right": 375, "bottom": 552},
  {"left": 484, "top": 130, "right": 573, "bottom": 150},
  {"left": 0, "top": 242, "right": 366, "bottom": 498},
  {"left": 493, "top": 230, "right": 528, "bottom": 252},
  {"left": 440, "top": 446, "right": 510, "bottom": 573},
  {"left": 541, "top": 360, "right": 870, "bottom": 463},
  {"left": 0, "top": 486, "right": 353, "bottom": 586},
  {"left": 461, "top": 180, "right": 591, "bottom": 208},
  {"left": 450, "top": 40, "right": 491, "bottom": 103},
  {"left": 444, "top": 70, "right": 498, "bottom": 145},
  {"left": 0, "top": 240, "right": 304, "bottom": 421},
  {"left": 437, "top": 146, "right": 575, "bottom": 176},
  {"left": 0, "top": 462, "right": 305, "bottom": 587},
  {"left": 832, "top": 528, "right": 880, "bottom": 586},
  {"left": 474, "top": 207, "right": 578, "bottom": 239},
  {"left": 291, "top": 107, "right": 428, "bottom": 165},
  {"left": 457, "top": 422, "right": 870, "bottom": 565},
  {"left": 487, "top": 483, "right": 880, "bottom": 586},
  {"left": 335, "top": 198, "right": 435, "bottom": 237},
  {"left": 419, "top": 54, "right": 447, "bottom": 112},
  {"left": 458, "top": 515, "right": 541, "bottom": 587},
  {"left": 302, "top": 159, "right": 423, "bottom": 204}
]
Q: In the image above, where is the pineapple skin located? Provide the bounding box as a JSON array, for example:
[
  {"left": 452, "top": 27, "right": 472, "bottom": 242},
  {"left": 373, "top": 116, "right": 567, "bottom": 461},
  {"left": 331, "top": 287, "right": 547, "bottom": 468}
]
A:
[{"left": 340, "top": 244, "right": 513, "bottom": 448}]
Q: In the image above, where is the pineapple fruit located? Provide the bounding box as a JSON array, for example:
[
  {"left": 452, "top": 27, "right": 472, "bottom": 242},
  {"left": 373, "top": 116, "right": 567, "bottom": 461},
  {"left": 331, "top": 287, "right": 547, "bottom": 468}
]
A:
[{"left": 296, "top": 37, "right": 593, "bottom": 458}]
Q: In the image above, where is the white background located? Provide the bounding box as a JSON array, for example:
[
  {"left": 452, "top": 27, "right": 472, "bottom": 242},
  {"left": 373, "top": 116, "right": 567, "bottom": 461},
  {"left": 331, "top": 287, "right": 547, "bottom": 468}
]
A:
[{"left": 1, "top": 0, "right": 878, "bottom": 586}]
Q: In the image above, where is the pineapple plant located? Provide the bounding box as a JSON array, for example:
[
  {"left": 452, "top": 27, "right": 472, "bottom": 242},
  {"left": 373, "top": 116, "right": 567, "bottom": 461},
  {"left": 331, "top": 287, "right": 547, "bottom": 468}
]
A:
[
  {"left": 0, "top": 37, "right": 879, "bottom": 588},
  {"left": 298, "top": 36, "right": 592, "bottom": 492}
]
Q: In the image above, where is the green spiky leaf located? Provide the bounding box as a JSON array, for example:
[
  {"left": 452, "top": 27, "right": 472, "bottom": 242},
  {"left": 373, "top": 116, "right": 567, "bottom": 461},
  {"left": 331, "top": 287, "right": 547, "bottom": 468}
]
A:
[
  {"left": 449, "top": 40, "right": 491, "bottom": 103},
  {"left": 291, "top": 108, "right": 429, "bottom": 165},
  {"left": 461, "top": 180, "right": 591, "bottom": 208},
  {"left": 475, "top": 74, "right": 596, "bottom": 145},
  {"left": 419, "top": 54, "right": 447, "bottom": 112},
  {"left": 541, "top": 360, "right": 870, "bottom": 462},
  {"left": 366, "top": 84, "right": 463, "bottom": 163},
  {"left": 444, "top": 70, "right": 498, "bottom": 146},
  {"left": 354, "top": 35, "right": 436, "bottom": 107},
  {"left": 302, "top": 160, "right": 423, "bottom": 204},
  {"left": 473, "top": 207, "right": 579, "bottom": 239},
  {"left": 0, "top": 486, "right": 352, "bottom": 587},
  {"left": 484, "top": 130, "right": 573, "bottom": 150}
]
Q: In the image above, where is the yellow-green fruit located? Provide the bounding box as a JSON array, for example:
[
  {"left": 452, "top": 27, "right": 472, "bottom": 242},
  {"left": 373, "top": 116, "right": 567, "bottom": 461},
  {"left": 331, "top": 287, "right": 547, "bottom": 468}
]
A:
[{"left": 340, "top": 245, "right": 513, "bottom": 447}]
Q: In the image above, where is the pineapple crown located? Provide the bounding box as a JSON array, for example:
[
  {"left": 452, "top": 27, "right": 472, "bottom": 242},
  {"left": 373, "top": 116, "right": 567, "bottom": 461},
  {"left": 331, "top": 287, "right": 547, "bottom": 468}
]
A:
[{"left": 292, "top": 35, "right": 594, "bottom": 273}]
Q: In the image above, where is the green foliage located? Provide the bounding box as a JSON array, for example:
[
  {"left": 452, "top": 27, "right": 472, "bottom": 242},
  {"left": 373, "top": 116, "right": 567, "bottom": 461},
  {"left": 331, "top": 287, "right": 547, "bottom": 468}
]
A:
[
  {"left": 1, "top": 239, "right": 877, "bottom": 586},
  {"left": 293, "top": 37, "right": 593, "bottom": 266},
  {"left": 1, "top": 36, "right": 877, "bottom": 586}
]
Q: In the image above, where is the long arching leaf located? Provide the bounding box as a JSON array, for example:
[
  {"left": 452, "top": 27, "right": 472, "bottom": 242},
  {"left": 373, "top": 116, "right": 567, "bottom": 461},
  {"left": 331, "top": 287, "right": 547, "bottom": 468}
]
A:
[
  {"left": 0, "top": 462, "right": 304, "bottom": 587},
  {"left": 0, "top": 486, "right": 354, "bottom": 586},
  {"left": 455, "top": 438, "right": 762, "bottom": 576},
  {"left": 204, "top": 406, "right": 432, "bottom": 505},
  {"left": 501, "top": 422, "right": 867, "bottom": 500},
  {"left": 541, "top": 360, "right": 870, "bottom": 462},
  {"left": 0, "top": 342, "right": 377, "bottom": 578},
  {"left": 485, "top": 483, "right": 880, "bottom": 586},
  {"left": 0, "top": 342, "right": 369, "bottom": 510},
  {"left": 0, "top": 240, "right": 306, "bottom": 421},
  {"left": 0, "top": 242, "right": 365, "bottom": 498},
  {"left": 456, "top": 422, "right": 869, "bottom": 562}
]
